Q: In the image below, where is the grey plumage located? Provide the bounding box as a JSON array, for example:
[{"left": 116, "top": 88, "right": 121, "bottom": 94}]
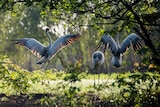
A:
[
  {"left": 92, "top": 51, "right": 105, "bottom": 87},
  {"left": 120, "top": 33, "right": 143, "bottom": 53},
  {"left": 13, "top": 28, "right": 80, "bottom": 65},
  {"left": 36, "top": 33, "right": 80, "bottom": 64},
  {"left": 13, "top": 38, "right": 46, "bottom": 58},
  {"left": 96, "top": 33, "right": 144, "bottom": 67},
  {"left": 92, "top": 51, "right": 105, "bottom": 69}
]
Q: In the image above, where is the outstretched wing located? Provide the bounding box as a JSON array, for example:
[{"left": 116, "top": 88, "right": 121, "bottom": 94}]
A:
[
  {"left": 13, "top": 38, "right": 46, "bottom": 58},
  {"left": 120, "top": 33, "right": 144, "bottom": 54},
  {"left": 96, "top": 34, "right": 118, "bottom": 55},
  {"left": 36, "top": 34, "right": 80, "bottom": 64},
  {"left": 51, "top": 34, "right": 80, "bottom": 55},
  {"left": 60, "top": 34, "right": 80, "bottom": 46}
]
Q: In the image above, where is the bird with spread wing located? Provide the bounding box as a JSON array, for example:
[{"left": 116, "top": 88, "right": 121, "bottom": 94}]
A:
[
  {"left": 96, "top": 33, "right": 144, "bottom": 67},
  {"left": 13, "top": 28, "right": 80, "bottom": 69}
]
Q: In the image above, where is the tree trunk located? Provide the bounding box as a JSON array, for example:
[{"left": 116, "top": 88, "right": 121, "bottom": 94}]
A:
[{"left": 121, "top": 0, "right": 160, "bottom": 65}]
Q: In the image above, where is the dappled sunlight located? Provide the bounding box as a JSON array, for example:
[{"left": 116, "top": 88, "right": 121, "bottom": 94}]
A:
[
  {"left": 0, "top": 0, "right": 160, "bottom": 106},
  {"left": 0, "top": 56, "right": 160, "bottom": 106}
]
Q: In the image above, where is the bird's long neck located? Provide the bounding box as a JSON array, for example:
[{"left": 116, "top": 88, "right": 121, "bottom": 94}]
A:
[
  {"left": 46, "top": 31, "right": 52, "bottom": 45},
  {"left": 116, "top": 33, "right": 120, "bottom": 47}
]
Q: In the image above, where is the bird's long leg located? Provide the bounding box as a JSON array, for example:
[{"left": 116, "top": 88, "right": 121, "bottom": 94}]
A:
[
  {"left": 94, "top": 73, "right": 96, "bottom": 87},
  {"left": 41, "top": 62, "right": 46, "bottom": 69},
  {"left": 93, "top": 68, "right": 96, "bottom": 87},
  {"left": 98, "top": 73, "right": 100, "bottom": 86},
  {"left": 45, "top": 61, "right": 50, "bottom": 71},
  {"left": 98, "top": 66, "right": 102, "bottom": 86},
  {"left": 116, "top": 67, "right": 119, "bottom": 79},
  {"left": 105, "top": 68, "right": 111, "bottom": 85}
]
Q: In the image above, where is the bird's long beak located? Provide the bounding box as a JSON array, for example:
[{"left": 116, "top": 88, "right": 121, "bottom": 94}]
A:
[{"left": 94, "top": 59, "right": 101, "bottom": 69}]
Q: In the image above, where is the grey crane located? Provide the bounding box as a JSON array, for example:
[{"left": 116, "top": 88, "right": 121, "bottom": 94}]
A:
[
  {"left": 96, "top": 33, "right": 144, "bottom": 67},
  {"left": 92, "top": 50, "right": 105, "bottom": 87},
  {"left": 13, "top": 28, "right": 80, "bottom": 69}
]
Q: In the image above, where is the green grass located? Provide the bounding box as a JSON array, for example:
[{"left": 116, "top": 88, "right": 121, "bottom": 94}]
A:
[
  {"left": 0, "top": 70, "right": 159, "bottom": 94},
  {"left": 0, "top": 56, "right": 160, "bottom": 106},
  {"left": 0, "top": 71, "right": 114, "bottom": 94},
  {"left": 0, "top": 69, "right": 159, "bottom": 106}
]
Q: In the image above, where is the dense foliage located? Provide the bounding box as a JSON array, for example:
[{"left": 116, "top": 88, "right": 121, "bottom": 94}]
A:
[
  {"left": 0, "top": 0, "right": 159, "bottom": 71},
  {"left": 0, "top": 56, "right": 159, "bottom": 106},
  {"left": 0, "top": 0, "right": 160, "bottom": 106}
]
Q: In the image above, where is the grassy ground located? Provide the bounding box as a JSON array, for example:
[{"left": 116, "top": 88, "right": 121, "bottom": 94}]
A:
[
  {"left": 0, "top": 72, "right": 116, "bottom": 94},
  {"left": 0, "top": 70, "right": 159, "bottom": 107}
]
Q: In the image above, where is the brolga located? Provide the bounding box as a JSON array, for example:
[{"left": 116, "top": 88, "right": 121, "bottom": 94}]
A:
[
  {"left": 13, "top": 28, "right": 80, "bottom": 70},
  {"left": 92, "top": 50, "right": 105, "bottom": 87},
  {"left": 96, "top": 33, "right": 144, "bottom": 68}
]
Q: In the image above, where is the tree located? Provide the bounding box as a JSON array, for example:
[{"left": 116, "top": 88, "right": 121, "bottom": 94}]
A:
[{"left": 1, "top": 0, "right": 160, "bottom": 69}]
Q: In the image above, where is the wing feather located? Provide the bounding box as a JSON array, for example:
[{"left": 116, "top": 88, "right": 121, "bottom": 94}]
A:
[
  {"left": 120, "top": 33, "right": 144, "bottom": 54},
  {"left": 50, "top": 34, "right": 80, "bottom": 58},
  {"left": 13, "top": 38, "right": 46, "bottom": 57},
  {"left": 62, "top": 34, "right": 80, "bottom": 46},
  {"left": 36, "top": 34, "right": 80, "bottom": 64},
  {"left": 37, "top": 34, "right": 80, "bottom": 64},
  {"left": 97, "top": 34, "right": 118, "bottom": 55}
]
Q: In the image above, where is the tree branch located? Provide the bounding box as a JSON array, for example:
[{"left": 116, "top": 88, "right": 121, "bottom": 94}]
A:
[
  {"left": 131, "top": 0, "right": 141, "bottom": 6},
  {"left": 120, "top": 0, "right": 160, "bottom": 63}
]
